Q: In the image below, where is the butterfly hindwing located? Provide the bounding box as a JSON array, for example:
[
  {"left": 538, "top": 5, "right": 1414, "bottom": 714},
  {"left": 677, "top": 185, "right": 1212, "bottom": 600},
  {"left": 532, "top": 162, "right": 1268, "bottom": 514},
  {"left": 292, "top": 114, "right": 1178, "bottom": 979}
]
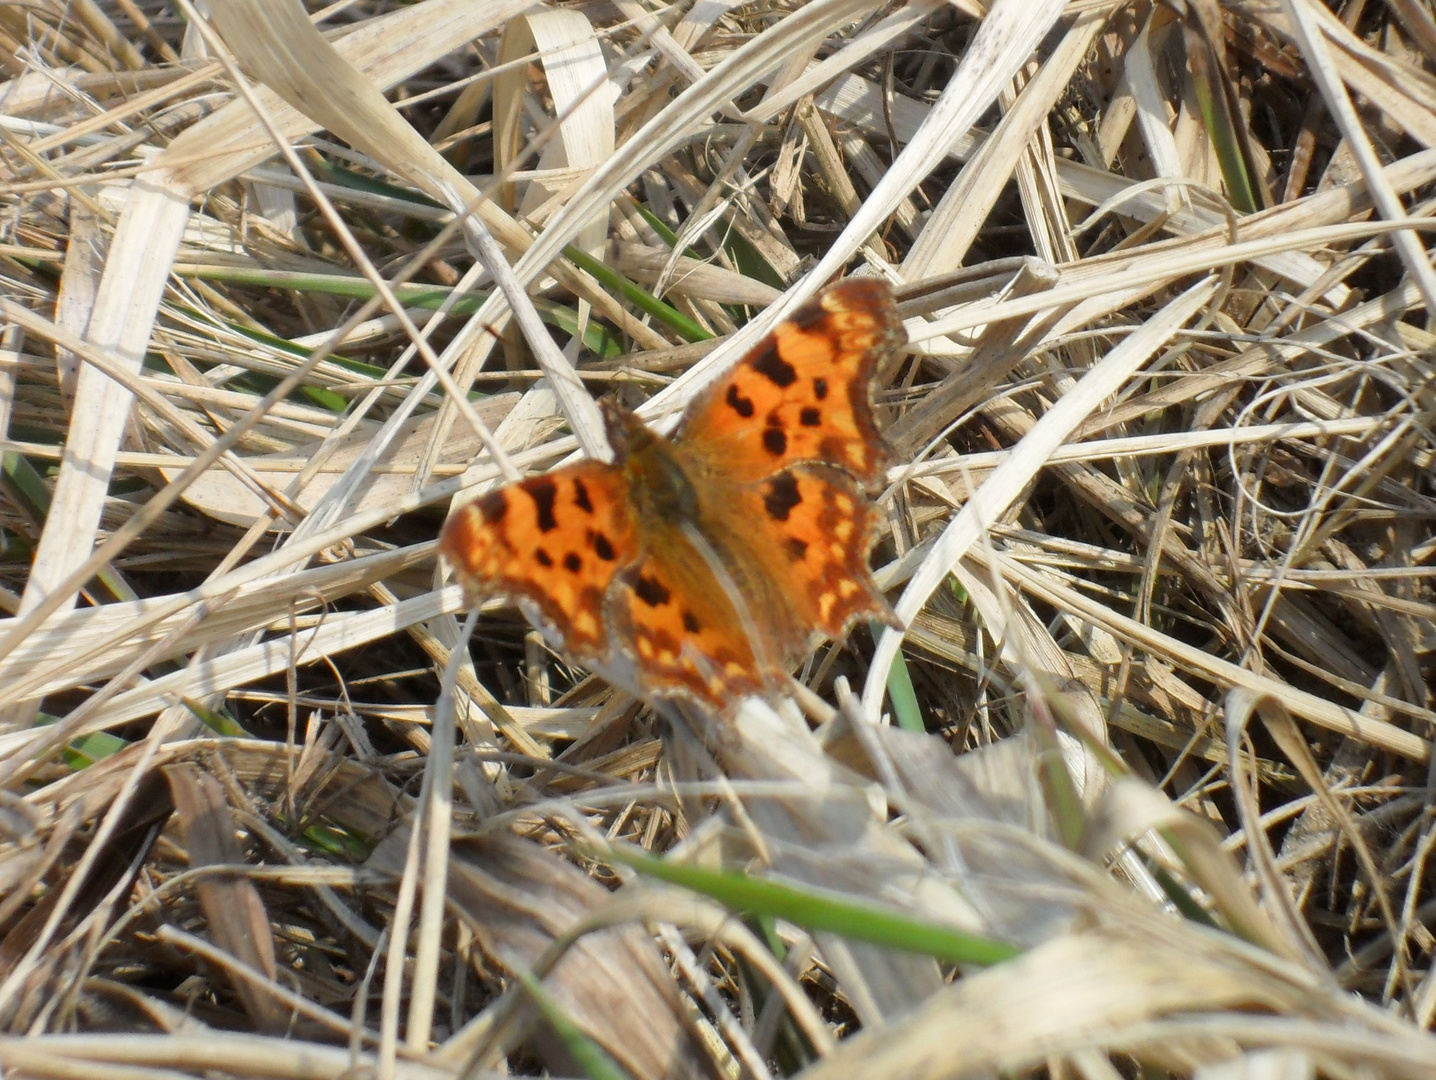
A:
[
  {"left": 604, "top": 529, "right": 772, "bottom": 706},
  {"left": 730, "top": 464, "right": 899, "bottom": 641}
]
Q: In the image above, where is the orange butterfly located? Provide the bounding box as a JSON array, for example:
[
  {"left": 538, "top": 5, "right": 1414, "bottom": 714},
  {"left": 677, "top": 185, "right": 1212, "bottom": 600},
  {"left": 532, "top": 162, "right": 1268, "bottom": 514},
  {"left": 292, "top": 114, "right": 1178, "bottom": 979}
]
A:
[{"left": 441, "top": 278, "right": 905, "bottom": 712}]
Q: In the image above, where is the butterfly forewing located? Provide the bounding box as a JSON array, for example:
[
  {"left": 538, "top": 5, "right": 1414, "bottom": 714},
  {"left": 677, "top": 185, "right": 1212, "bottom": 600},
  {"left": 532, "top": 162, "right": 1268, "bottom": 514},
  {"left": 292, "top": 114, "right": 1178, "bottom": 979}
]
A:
[
  {"left": 441, "top": 463, "right": 634, "bottom": 661},
  {"left": 676, "top": 279, "right": 905, "bottom": 488}
]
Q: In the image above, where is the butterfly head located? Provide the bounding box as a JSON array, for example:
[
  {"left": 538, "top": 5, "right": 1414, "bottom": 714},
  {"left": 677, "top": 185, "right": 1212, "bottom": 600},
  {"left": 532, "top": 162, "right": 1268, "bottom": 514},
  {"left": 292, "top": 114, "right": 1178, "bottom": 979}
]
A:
[{"left": 598, "top": 396, "right": 651, "bottom": 458}]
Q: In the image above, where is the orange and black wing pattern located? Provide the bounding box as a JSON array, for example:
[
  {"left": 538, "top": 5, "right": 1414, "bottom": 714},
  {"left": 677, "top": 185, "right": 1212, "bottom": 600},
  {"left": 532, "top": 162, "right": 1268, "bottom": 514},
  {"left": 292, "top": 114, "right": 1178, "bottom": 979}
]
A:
[
  {"left": 676, "top": 278, "right": 905, "bottom": 487},
  {"left": 441, "top": 463, "right": 635, "bottom": 661}
]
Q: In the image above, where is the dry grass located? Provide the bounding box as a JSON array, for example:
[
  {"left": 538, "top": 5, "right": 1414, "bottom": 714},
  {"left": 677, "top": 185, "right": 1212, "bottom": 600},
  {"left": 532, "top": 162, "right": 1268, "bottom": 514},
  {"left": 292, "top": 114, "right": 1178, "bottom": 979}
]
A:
[{"left": 2, "top": 0, "right": 1436, "bottom": 1077}]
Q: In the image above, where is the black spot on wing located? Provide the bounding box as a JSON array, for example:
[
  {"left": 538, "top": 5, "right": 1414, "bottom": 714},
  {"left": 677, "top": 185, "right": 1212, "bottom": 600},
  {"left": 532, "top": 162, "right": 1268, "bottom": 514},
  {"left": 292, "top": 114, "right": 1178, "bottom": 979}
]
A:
[
  {"left": 762, "top": 427, "right": 787, "bottom": 457},
  {"left": 528, "top": 478, "right": 559, "bottom": 533},
  {"left": 725, "top": 384, "right": 755, "bottom": 418},
  {"left": 682, "top": 611, "right": 701, "bottom": 633},
  {"left": 479, "top": 491, "right": 507, "bottom": 525},
  {"left": 572, "top": 477, "right": 593, "bottom": 513},
  {"left": 535, "top": 548, "right": 554, "bottom": 567},
  {"left": 634, "top": 573, "right": 671, "bottom": 608},
  {"left": 763, "top": 473, "right": 802, "bottom": 521},
  {"left": 813, "top": 377, "right": 828, "bottom": 400},
  {"left": 564, "top": 553, "right": 582, "bottom": 573},
  {"left": 785, "top": 536, "right": 808, "bottom": 560},
  {"left": 591, "top": 532, "right": 616, "bottom": 561},
  {"left": 751, "top": 349, "right": 797, "bottom": 388},
  {"left": 799, "top": 407, "right": 821, "bottom": 427}
]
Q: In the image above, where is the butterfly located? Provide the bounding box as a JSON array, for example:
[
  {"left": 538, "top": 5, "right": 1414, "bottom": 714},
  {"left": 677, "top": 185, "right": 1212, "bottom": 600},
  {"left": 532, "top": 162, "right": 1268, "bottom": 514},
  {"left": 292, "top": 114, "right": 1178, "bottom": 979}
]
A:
[{"left": 441, "top": 278, "right": 906, "bottom": 712}]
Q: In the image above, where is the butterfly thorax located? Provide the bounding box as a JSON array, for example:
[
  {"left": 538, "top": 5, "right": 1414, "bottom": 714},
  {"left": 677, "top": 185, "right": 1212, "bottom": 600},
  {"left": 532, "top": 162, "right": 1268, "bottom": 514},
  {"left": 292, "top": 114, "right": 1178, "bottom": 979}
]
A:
[{"left": 603, "top": 401, "right": 701, "bottom": 525}]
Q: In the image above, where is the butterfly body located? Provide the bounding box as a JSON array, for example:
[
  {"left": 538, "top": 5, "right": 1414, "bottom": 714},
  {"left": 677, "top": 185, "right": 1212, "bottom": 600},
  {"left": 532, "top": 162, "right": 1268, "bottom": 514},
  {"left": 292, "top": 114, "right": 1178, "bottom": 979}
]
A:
[{"left": 442, "top": 278, "right": 906, "bottom": 711}]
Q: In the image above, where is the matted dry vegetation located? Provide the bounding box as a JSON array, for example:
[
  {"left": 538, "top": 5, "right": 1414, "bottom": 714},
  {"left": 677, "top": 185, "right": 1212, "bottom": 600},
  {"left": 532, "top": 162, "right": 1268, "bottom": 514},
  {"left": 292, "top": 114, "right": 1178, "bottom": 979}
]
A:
[{"left": 1, "top": 0, "right": 1435, "bottom": 1077}]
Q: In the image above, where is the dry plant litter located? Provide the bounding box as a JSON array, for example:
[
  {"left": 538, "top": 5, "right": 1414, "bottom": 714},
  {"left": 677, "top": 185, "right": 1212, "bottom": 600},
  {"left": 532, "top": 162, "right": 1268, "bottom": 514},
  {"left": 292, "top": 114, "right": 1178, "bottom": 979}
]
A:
[{"left": 1, "top": 0, "right": 1435, "bottom": 1078}]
